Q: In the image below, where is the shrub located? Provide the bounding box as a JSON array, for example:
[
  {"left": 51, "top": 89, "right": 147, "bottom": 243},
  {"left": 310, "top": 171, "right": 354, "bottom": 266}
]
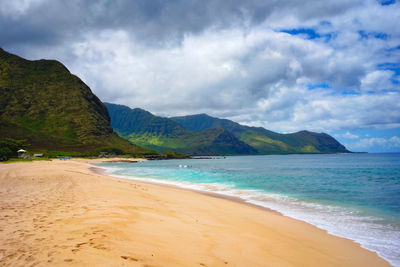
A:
[
  {"left": 163, "top": 151, "right": 189, "bottom": 159},
  {"left": 0, "top": 146, "right": 12, "bottom": 161},
  {"left": 0, "top": 138, "right": 28, "bottom": 161},
  {"left": 96, "top": 147, "right": 125, "bottom": 155}
]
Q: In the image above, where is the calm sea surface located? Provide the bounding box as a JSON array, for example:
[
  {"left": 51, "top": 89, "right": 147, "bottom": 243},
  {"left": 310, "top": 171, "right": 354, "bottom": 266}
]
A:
[{"left": 98, "top": 153, "right": 400, "bottom": 266}]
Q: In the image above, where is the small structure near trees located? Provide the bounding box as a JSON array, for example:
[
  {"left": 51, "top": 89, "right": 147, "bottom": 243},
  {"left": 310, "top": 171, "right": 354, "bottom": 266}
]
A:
[
  {"left": 17, "top": 149, "right": 27, "bottom": 158},
  {"left": 0, "top": 139, "right": 29, "bottom": 161},
  {"left": 98, "top": 152, "right": 108, "bottom": 158}
]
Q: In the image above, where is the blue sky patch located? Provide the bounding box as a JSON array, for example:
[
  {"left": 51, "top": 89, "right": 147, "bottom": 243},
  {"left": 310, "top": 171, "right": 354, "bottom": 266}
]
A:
[
  {"left": 307, "top": 82, "right": 331, "bottom": 90},
  {"left": 379, "top": 0, "right": 396, "bottom": 5},
  {"left": 331, "top": 127, "right": 400, "bottom": 153},
  {"left": 378, "top": 62, "right": 400, "bottom": 76},
  {"left": 341, "top": 91, "right": 360, "bottom": 95},
  {"left": 281, "top": 28, "right": 320, "bottom": 39},
  {"left": 359, "top": 30, "right": 389, "bottom": 40},
  {"left": 280, "top": 28, "right": 333, "bottom": 42}
]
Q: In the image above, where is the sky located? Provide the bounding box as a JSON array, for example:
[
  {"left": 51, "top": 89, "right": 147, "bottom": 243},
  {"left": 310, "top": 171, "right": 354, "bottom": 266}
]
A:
[{"left": 0, "top": 0, "right": 399, "bottom": 152}]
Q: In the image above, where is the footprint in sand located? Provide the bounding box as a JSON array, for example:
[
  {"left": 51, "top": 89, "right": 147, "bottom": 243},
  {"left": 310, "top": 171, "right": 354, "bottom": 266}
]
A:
[
  {"left": 48, "top": 251, "right": 56, "bottom": 257},
  {"left": 93, "top": 244, "right": 108, "bottom": 250},
  {"left": 75, "top": 242, "right": 87, "bottom": 248},
  {"left": 23, "top": 233, "right": 35, "bottom": 239},
  {"left": 25, "top": 255, "right": 35, "bottom": 262},
  {"left": 121, "top": 256, "right": 138, "bottom": 261}
]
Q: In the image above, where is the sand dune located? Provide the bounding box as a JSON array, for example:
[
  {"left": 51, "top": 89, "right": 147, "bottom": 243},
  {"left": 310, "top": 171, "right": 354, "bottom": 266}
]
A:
[{"left": 0, "top": 159, "right": 391, "bottom": 266}]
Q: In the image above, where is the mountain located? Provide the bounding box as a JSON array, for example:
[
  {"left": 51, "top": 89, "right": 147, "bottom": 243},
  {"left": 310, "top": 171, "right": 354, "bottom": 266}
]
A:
[
  {"left": 0, "top": 48, "right": 148, "bottom": 155},
  {"left": 105, "top": 103, "right": 256, "bottom": 155},
  {"left": 106, "top": 103, "right": 348, "bottom": 155},
  {"left": 171, "top": 114, "right": 349, "bottom": 154}
]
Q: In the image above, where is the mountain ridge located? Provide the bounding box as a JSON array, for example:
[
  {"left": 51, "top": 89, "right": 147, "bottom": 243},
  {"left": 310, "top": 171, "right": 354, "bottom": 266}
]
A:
[
  {"left": 105, "top": 103, "right": 257, "bottom": 155},
  {"left": 106, "top": 103, "right": 349, "bottom": 155},
  {"left": 172, "top": 113, "right": 349, "bottom": 154}
]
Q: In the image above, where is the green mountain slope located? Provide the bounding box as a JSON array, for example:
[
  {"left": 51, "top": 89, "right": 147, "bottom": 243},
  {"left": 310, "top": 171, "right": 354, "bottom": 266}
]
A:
[
  {"left": 171, "top": 114, "right": 349, "bottom": 154},
  {"left": 170, "top": 113, "right": 244, "bottom": 134},
  {"left": 105, "top": 103, "right": 256, "bottom": 155},
  {"left": 0, "top": 48, "right": 148, "bottom": 154}
]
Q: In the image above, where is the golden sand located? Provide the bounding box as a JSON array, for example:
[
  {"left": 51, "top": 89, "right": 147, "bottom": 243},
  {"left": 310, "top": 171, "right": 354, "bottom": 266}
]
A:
[{"left": 0, "top": 159, "right": 391, "bottom": 266}]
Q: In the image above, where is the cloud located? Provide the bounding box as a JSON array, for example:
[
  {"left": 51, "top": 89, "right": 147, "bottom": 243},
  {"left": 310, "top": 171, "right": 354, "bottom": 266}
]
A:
[
  {"left": 347, "top": 135, "right": 400, "bottom": 151},
  {"left": 334, "top": 132, "right": 359, "bottom": 139},
  {"left": 0, "top": 0, "right": 369, "bottom": 50},
  {"left": 0, "top": 0, "right": 44, "bottom": 18},
  {"left": 389, "top": 136, "right": 400, "bottom": 146},
  {"left": 361, "top": 70, "right": 396, "bottom": 91},
  {"left": 0, "top": 0, "right": 399, "bottom": 139},
  {"left": 62, "top": 25, "right": 398, "bottom": 130}
]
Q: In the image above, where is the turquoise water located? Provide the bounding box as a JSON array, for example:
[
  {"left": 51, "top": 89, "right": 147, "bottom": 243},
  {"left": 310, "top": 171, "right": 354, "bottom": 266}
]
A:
[{"left": 98, "top": 153, "right": 400, "bottom": 266}]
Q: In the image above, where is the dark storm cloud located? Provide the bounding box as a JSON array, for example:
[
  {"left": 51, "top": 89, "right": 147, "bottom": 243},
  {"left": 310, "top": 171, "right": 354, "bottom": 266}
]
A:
[
  {"left": 0, "top": 3, "right": 66, "bottom": 48},
  {"left": 0, "top": 0, "right": 362, "bottom": 49}
]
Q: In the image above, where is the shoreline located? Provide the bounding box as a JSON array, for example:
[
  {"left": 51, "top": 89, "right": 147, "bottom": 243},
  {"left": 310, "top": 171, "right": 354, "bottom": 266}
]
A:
[
  {"left": 90, "top": 166, "right": 282, "bottom": 216},
  {"left": 92, "top": 162, "right": 397, "bottom": 265},
  {"left": 0, "top": 158, "right": 392, "bottom": 266}
]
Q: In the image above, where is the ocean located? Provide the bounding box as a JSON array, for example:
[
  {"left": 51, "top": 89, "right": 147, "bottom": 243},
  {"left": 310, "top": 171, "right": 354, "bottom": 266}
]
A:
[{"left": 97, "top": 153, "right": 400, "bottom": 266}]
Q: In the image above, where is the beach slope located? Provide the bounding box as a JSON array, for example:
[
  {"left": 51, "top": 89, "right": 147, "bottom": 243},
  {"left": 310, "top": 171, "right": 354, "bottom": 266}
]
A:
[{"left": 0, "top": 159, "right": 391, "bottom": 266}]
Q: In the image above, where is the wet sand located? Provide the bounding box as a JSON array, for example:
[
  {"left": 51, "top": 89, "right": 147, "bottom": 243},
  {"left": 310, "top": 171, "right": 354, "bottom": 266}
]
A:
[{"left": 0, "top": 159, "right": 392, "bottom": 266}]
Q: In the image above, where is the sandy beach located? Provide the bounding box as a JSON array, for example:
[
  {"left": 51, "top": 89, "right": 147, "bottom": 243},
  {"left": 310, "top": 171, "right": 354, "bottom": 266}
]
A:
[{"left": 0, "top": 159, "right": 392, "bottom": 267}]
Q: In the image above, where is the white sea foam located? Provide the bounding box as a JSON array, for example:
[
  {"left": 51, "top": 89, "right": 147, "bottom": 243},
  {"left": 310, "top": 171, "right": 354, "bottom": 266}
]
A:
[{"left": 98, "top": 165, "right": 400, "bottom": 266}]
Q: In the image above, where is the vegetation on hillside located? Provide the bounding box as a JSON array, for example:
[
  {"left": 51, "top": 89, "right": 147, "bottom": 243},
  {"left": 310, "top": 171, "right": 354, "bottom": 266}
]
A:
[
  {"left": 0, "top": 48, "right": 150, "bottom": 155},
  {"left": 171, "top": 114, "right": 349, "bottom": 154},
  {"left": 106, "top": 103, "right": 349, "bottom": 155},
  {"left": 105, "top": 103, "right": 257, "bottom": 155}
]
